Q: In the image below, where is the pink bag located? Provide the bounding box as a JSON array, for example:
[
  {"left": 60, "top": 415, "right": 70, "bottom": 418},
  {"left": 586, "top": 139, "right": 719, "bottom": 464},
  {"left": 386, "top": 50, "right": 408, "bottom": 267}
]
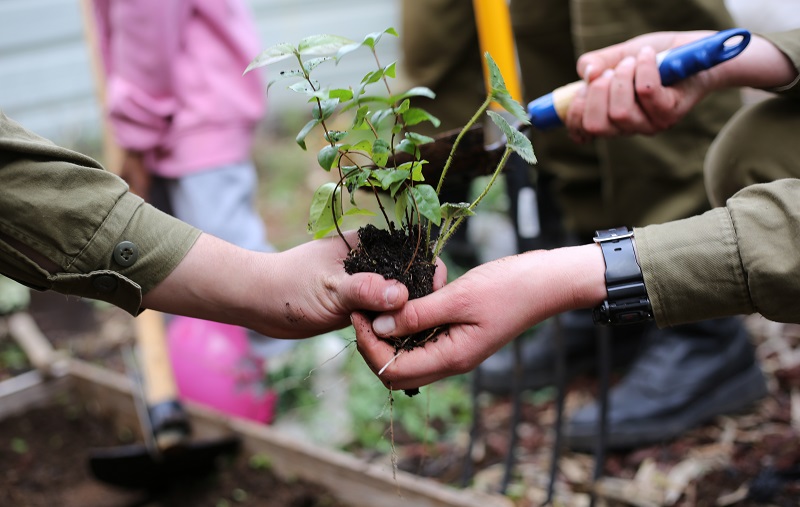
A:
[{"left": 167, "top": 316, "right": 277, "bottom": 424}]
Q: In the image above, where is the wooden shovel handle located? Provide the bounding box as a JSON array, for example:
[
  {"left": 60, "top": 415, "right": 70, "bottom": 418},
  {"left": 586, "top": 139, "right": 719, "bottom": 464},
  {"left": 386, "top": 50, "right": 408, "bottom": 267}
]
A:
[{"left": 135, "top": 310, "right": 178, "bottom": 406}]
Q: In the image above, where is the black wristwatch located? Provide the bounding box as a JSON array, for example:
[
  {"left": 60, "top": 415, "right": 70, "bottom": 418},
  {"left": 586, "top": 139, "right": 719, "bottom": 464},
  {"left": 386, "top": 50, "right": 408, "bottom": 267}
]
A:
[{"left": 592, "top": 227, "right": 654, "bottom": 325}]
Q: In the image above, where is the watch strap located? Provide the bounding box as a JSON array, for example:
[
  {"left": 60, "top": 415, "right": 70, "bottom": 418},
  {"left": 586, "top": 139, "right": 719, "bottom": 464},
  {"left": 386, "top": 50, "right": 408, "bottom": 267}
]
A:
[{"left": 592, "top": 227, "right": 653, "bottom": 325}]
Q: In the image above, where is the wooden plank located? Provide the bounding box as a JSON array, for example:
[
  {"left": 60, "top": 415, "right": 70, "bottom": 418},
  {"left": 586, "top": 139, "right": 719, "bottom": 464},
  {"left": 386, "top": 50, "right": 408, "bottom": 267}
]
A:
[
  {"left": 0, "top": 371, "right": 70, "bottom": 422},
  {"left": 66, "top": 359, "right": 514, "bottom": 507}
]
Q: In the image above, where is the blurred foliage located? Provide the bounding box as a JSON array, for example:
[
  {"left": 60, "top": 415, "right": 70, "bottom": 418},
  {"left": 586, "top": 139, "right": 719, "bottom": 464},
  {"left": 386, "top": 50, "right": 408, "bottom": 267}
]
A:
[
  {"left": 0, "top": 275, "right": 30, "bottom": 316},
  {"left": 266, "top": 331, "right": 473, "bottom": 455}
]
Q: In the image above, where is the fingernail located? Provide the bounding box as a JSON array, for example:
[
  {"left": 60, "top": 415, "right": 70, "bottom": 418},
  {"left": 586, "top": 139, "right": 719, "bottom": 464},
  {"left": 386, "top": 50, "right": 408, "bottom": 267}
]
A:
[
  {"left": 583, "top": 64, "right": 594, "bottom": 82},
  {"left": 620, "top": 56, "right": 636, "bottom": 68},
  {"left": 384, "top": 285, "right": 400, "bottom": 306},
  {"left": 602, "top": 69, "right": 614, "bottom": 79},
  {"left": 373, "top": 315, "right": 396, "bottom": 336}
]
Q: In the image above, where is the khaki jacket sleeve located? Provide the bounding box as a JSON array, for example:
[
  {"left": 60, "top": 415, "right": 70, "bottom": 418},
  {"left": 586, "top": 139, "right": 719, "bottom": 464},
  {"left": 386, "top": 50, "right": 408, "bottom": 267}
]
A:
[
  {"left": 0, "top": 111, "right": 201, "bottom": 315},
  {"left": 635, "top": 179, "right": 800, "bottom": 327}
]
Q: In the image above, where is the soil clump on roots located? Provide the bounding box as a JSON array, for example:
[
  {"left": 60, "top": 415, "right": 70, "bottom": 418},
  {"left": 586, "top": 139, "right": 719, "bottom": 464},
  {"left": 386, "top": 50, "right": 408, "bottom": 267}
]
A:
[{"left": 343, "top": 224, "right": 443, "bottom": 355}]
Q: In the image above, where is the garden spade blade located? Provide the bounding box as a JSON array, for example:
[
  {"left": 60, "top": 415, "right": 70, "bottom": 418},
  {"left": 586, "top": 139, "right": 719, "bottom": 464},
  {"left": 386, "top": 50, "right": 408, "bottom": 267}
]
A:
[
  {"left": 88, "top": 435, "right": 240, "bottom": 490},
  {"left": 87, "top": 311, "right": 241, "bottom": 490}
]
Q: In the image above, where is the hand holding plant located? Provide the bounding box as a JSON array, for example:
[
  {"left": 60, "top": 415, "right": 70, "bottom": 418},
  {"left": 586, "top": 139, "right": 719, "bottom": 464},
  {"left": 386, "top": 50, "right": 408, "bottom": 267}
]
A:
[{"left": 246, "top": 28, "right": 535, "bottom": 356}]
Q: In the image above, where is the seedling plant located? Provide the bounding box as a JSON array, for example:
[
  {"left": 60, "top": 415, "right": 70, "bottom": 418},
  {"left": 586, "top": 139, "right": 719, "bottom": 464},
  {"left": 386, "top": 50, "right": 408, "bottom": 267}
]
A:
[{"left": 245, "top": 28, "right": 535, "bottom": 356}]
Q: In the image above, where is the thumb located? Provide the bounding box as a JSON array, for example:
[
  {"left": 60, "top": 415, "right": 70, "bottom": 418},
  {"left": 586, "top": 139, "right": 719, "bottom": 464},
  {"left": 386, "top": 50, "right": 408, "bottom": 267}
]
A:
[{"left": 371, "top": 289, "right": 453, "bottom": 338}]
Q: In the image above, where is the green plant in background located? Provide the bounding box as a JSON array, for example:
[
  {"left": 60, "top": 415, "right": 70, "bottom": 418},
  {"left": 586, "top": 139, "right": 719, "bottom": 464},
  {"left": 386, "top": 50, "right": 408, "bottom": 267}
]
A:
[
  {"left": 245, "top": 28, "right": 535, "bottom": 259},
  {"left": 265, "top": 337, "right": 472, "bottom": 454}
]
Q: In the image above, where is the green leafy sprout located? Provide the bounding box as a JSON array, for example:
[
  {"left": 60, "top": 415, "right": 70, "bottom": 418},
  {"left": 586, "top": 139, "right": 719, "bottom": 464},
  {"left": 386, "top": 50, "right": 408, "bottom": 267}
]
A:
[{"left": 245, "top": 28, "right": 535, "bottom": 259}]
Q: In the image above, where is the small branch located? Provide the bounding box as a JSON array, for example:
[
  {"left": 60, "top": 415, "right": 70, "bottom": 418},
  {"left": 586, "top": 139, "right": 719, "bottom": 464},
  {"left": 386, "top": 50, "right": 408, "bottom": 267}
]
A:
[
  {"left": 435, "top": 95, "right": 493, "bottom": 195},
  {"left": 433, "top": 145, "right": 513, "bottom": 258}
]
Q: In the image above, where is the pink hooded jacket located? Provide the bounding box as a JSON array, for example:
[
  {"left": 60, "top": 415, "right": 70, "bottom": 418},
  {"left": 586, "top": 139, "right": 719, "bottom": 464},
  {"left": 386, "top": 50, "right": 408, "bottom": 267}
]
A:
[{"left": 92, "top": 0, "right": 266, "bottom": 177}]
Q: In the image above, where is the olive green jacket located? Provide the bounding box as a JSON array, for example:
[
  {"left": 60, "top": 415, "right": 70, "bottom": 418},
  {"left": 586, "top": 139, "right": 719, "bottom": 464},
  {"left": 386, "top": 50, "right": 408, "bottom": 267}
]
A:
[
  {"left": 637, "top": 30, "right": 800, "bottom": 327},
  {"left": 0, "top": 111, "right": 200, "bottom": 315}
]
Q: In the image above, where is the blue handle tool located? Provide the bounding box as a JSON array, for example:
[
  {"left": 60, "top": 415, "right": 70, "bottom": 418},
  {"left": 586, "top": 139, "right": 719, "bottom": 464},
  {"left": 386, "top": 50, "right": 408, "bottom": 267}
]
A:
[{"left": 528, "top": 28, "right": 751, "bottom": 130}]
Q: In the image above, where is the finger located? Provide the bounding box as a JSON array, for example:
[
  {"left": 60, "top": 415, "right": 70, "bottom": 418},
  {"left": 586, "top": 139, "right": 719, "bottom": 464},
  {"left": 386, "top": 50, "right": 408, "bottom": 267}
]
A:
[
  {"left": 371, "top": 285, "right": 463, "bottom": 339},
  {"left": 354, "top": 312, "right": 462, "bottom": 390},
  {"left": 634, "top": 46, "right": 680, "bottom": 130},
  {"left": 433, "top": 257, "right": 448, "bottom": 291},
  {"left": 352, "top": 312, "right": 396, "bottom": 377},
  {"left": 341, "top": 273, "right": 409, "bottom": 312},
  {"left": 607, "top": 56, "right": 650, "bottom": 134},
  {"left": 564, "top": 85, "right": 594, "bottom": 144},
  {"left": 583, "top": 70, "right": 622, "bottom": 136}
]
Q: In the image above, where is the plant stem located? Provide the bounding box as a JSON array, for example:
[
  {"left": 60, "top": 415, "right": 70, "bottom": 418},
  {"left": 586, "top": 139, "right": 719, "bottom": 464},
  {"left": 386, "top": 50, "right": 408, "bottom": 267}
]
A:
[
  {"left": 427, "top": 94, "right": 493, "bottom": 252},
  {"left": 433, "top": 145, "right": 513, "bottom": 258},
  {"left": 435, "top": 95, "right": 493, "bottom": 195}
]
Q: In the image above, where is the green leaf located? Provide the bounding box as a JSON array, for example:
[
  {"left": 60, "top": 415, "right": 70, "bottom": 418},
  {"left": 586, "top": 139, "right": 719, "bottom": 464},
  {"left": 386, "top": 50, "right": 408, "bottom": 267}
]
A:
[
  {"left": 361, "top": 68, "right": 386, "bottom": 85},
  {"left": 317, "top": 145, "right": 339, "bottom": 171},
  {"left": 395, "top": 139, "right": 417, "bottom": 156},
  {"left": 441, "top": 202, "right": 475, "bottom": 220},
  {"left": 296, "top": 119, "right": 319, "bottom": 150},
  {"left": 266, "top": 69, "right": 304, "bottom": 91},
  {"left": 245, "top": 42, "right": 296, "bottom": 73},
  {"left": 344, "top": 207, "right": 376, "bottom": 217},
  {"left": 492, "top": 89, "right": 529, "bottom": 125},
  {"left": 298, "top": 34, "right": 355, "bottom": 56},
  {"left": 487, "top": 111, "right": 537, "bottom": 164},
  {"left": 312, "top": 98, "right": 339, "bottom": 120},
  {"left": 350, "top": 139, "right": 373, "bottom": 154},
  {"left": 385, "top": 61, "right": 397, "bottom": 78},
  {"left": 288, "top": 80, "right": 317, "bottom": 95},
  {"left": 402, "top": 107, "right": 440, "bottom": 127},
  {"left": 350, "top": 105, "right": 369, "bottom": 130},
  {"left": 336, "top": 27, "right": 398, "bottom": 60},
  {"left": 485, "top": 52, "right": 507, "bottom": 94},
  {"left": 372, "top": 168, "right": 410, "bottom": 193},
  {"left": 410, "top": 185, "right": 441, "bottom": 225},
  {"left": 390, "top": 86, "right": 436, "bottom": 103},
  {"left": 324, "top": 130, "right": 347, "bottom": 143},
  {"left": 405, "top": 132, "right": 435, "bottom": 147},
  {"left": 345, "top": 168, "right": 372, "bottom": 197},
  {"left": 370, "top": 108, "right": 395, "bottom": 127},
  {"left": 307, "top": 182, "right": 342, "bottom": 238},
  {"left": 372, "top": 139, "right": 390, "bottom": 167},
  {"left": 394, "top": 189, "right": 409, "bottom": 225},
  {"left": 329, "top": 88, "right": 354, "bottom": 102},
  {"left": 303, "top": 56, "right": 333, "bottom": 74},
  {"left": 395, "top": 99, "right": 410, "bottom": 115},
  {"left": 485, "top": 53, "right": 529, "bottom": 124}
]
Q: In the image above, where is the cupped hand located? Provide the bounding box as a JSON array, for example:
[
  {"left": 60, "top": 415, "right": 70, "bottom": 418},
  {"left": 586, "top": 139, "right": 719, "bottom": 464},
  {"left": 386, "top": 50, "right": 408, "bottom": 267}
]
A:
[
  {"left": 355, "top": 245, "right": 607, "bottom": 390},
  {"left": 565, "top": 31, "right": 715, "bottom": 142}
]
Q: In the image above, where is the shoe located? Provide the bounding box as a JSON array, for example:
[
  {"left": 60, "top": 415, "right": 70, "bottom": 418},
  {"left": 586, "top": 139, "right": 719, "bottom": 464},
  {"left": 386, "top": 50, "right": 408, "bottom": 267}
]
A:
[
  {"left": 476, "top": 308, "right": 650, "bottom": 394},
  {"left": 564, "top": 317, "right": 768, "bottom": 451}
]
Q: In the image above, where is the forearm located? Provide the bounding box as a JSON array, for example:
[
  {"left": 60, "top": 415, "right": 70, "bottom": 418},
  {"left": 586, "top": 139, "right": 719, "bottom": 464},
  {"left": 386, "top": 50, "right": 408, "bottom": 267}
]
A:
[{"left": 707, "top": 33, "right": 799, "bottom": 92}]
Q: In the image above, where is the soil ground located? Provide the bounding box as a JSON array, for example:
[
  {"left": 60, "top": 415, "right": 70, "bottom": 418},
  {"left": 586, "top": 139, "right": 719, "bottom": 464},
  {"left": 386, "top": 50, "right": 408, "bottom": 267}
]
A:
[
  {"left": 2, "top": 292, "right": 800, "bottom": 506},
  {"left": 0, "top": 398, "right": 346, "bottom": 507}
]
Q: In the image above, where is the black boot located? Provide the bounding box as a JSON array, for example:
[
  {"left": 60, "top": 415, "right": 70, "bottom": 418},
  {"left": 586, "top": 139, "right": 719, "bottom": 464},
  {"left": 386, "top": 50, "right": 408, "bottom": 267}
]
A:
[
  {"left": 564, "top": 317, "right": 767, "bottom": 451},
  {"left": 476, "top": 308, "right": 648, "bottom": 394}
]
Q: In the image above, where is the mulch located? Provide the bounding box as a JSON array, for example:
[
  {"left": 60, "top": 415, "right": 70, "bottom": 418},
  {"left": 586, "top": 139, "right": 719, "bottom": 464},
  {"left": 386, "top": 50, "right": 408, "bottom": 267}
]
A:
[{"left": 3, "top": 290, "right": 799, "bottom": 506}]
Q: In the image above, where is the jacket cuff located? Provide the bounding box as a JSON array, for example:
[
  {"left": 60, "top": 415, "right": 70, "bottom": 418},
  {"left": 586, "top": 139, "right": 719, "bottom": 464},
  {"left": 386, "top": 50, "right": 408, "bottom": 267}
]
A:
[{"left": 634, "top": 208, "right": 752, "bottom": 327}]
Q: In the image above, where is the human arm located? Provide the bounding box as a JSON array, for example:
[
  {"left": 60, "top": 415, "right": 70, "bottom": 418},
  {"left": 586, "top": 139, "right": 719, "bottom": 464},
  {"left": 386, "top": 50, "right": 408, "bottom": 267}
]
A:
[
  {"left": 354, "top": 245, "right": 607, "bottom": 390},
  {"left": 357, "top": 178, "right": 800, "bottom": 389},
  {"left": 563, "top": 30, "right": 800, "bottom": 140},
  {"left": 0, "top": 112, "right": 409, "bottom": 338}
]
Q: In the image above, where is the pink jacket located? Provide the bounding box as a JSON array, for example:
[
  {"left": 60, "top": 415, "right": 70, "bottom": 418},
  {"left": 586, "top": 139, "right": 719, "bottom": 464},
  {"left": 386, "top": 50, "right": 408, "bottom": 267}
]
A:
[{"left": 93, "top": 0, "right": 266, "bottom": 177}]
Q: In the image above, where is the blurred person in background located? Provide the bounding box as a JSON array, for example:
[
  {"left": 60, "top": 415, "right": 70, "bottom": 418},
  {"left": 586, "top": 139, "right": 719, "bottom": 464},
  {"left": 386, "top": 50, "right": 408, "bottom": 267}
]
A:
[
  {"left": 400, "top": 0, "right": 766, "bottom": 451},
  {"left": 91, "top": 0, "right": 289, "bottom": 423}
]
